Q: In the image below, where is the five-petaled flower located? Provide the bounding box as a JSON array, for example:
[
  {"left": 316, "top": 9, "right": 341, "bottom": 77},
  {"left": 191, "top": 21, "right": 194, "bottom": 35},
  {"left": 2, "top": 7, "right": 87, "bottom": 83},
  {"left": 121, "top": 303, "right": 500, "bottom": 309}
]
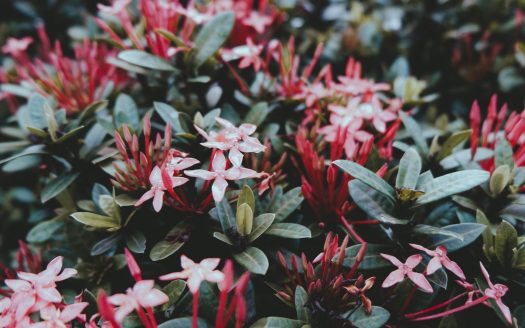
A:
[
  {"left": 380, "top": 253, "right": 433, "bottom": 293},
  {"left": 410, "top": 244, "right": 466, "bottom": 280},
  {"left": 159, "top": 255, "right": 224, "bottom": 294}
]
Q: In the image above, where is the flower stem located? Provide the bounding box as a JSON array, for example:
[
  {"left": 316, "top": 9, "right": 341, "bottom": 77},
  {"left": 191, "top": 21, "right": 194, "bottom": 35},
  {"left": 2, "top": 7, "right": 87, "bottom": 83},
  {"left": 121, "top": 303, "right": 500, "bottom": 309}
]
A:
[
  {"left": 408, "top": 295, "right": 489, "bottom": 322},
  {"left": 192, "top": 290, "right": 200, "bottom": 328}
]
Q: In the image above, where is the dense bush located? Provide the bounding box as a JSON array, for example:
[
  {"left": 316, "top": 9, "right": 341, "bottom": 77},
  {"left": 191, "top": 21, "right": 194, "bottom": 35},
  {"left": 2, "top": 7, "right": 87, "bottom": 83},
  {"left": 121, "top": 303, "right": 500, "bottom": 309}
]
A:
[{"left": 1, "top": 1, "right": 525, "bottom": 327}]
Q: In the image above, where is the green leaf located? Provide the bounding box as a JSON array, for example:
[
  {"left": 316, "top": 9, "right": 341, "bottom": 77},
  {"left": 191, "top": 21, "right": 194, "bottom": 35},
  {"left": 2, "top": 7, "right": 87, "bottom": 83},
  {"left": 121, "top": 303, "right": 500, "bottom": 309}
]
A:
[
  {"left": 90, "top": 233, "right": 122, "bottom": 256},
  {"left": 248, "top": 213, "right": 275, "bottom": 243},
  {"left": 495, "top": 138, "right": 515, "bottom": 170},
  {"left": 150, "top": 240, "right": 185, "bottom": 261},
  {"left": 233, "top": 247, "right": 269, "bottom": 275},
  {"left": 236, "top": 203, "right": 254, "bottom": 236},
  {"left": 435, "top": 130, "right": 471, "bottom": 161},
  {"left": 399, "top": 111, "right": 429, "bottom": 154},
  {"left": 413, "top": 224, "right": 463, "bottom": 240},
  {"left": 70, "top": 212, "right": 121, "bottom": 230},
  {"left": 495, "top": 220, "right": 518, "bottom": 267},
  {"left": 426, "top": 223, "right": 486, "bottom": 252},
  {"left": 114, "top": 94, "right": 140, "bottom": 131},
  {"left": 158, "top": 317, "right": 209, "bottom": 328},
  {"left": 213, "top": 232, "right": 234, "bottom": 245},
  {"left": 26, "top": 220, "right": 64, "bottom": 243},
  {"left": 416, "top": 170, "right": 489, "bottom": 205},
  {"left": 264, "top": 223, "right": 311, "bottom": 239},
  {"left": 294, "top": 286, "right": 309, "bottom": 322},
  {"left": 162, "top": 280, "right": 187, "bottom": 310},
  {"left": 335, "top": 160, "right": 396, "bottom": 202},
  {"left": 427, "top": 267, "right": 448, "bottom": 289},
  {"left": 214, "top": 198, "right": 236, "bottom": 232},
  {"left": 118, "top": 50, "right": 175, "bottom": 71},
  {"left": 396, "top": 148, "right": 422, "bottom": 189},
  {"left": 193, "top": 11, "right": 235, "bottom": 68},
  {"left": 250, "top": 317, "right": 304, "bottom": 328},
  {"left": 348, "top": 180, "right": 396, "bottom": 223},
  {"left": 237, "top": 185, "right": 255, "bottom": 212},
  {"left": 41, "top": 172, "right": 80, "bottom": 203},
  {"left": 340, "top": 244, "right": 394, "bottom": 270},
  {"left": 126, "top": 230, "right": 147, "bottom": 253},
  {"left": 245, "top": 102, "right": 270, "bottom": 126},
  {"left": 349, "top": 306, "right": 390, "bottom": 328},
  {"left": 271, "top": 187, "right": 303, "bottom": 222},
  {"left": 154, "top": 102, "right": 190, "bottom": 133}
]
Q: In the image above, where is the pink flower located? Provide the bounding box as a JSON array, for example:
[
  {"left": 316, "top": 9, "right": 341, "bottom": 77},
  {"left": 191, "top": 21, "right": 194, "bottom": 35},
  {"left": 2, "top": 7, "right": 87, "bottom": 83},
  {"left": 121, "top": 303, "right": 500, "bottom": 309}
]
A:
[
  {"left": 242, "top": 12, "right": 273, "bottom": 33},
  {"left": 480, "top": 262, "right": 512, "bottom": 324},
  {"left": 222, "top": 38, "right": 264, "bottom": 71},
  {"left": 134, "top": 166, "right": 189, "bottom": 212},
  {"left": 97, "top": 0, "right": 131, "bottom": 15},
  {"left": 380, "top": 253, "right": 433, "bottom": 293},
  {"left": 195, "top": 117, "right": 266, "bottom": 166},
  {"left": 184, "top": 151, "right": 259, "bottom": 202},
  {"left": 31, "top": 303, "right": 88, "bottom": 328},
  {"left": 8, "top": 256, "right": 76, "bottom": 303},
  {"left": 108, "top": 280, "right": 168, "bottom": 321},
  {"left": 410, "top": 244, "right": 466, "bottom": 280},
  {"left": 0, "top": 298, "right": 14, "bottom": 327},
  {"left": 2, "top": 37, "right": 33, "bottom": 56},
  {"left": 164, "top": 152, "right": 200, "bottom": 176},
  {"left": 159, "top": 255, "right": 224, "bottom": 294}
]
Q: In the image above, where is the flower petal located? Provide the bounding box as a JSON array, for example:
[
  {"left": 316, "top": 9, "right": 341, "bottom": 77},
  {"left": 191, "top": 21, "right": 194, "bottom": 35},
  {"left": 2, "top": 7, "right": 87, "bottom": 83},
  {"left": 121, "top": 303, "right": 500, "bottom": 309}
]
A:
[
  {"left": 212, "top": 177, "right": 228, "bottom": 202},
  {"left": 407, "top": 271, "right": 433, "bottom": 293},
  {"left": 382, "top": 269, "right": 405, "bottom": 288}
]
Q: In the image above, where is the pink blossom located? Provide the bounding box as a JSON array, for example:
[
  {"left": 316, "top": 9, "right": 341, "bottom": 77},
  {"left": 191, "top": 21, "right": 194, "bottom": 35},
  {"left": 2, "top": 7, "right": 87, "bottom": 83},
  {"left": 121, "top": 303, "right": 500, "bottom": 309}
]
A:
[
  {"left": 0, "top": 298, "right": 14, "bottom": 327},
  {"left": 380, "top": 253, "right": 433, "bottom": 293},
  {"left": 195, "top": 117, "right": 266, "bottom": 166},
  {"left": 134, "top": 166, "right": 189, "bottom": 212},
  {"left": 242, "top": 12, "right": 273, "bottom": 33},
  {"left": 1, "top": 37, "right": 33, "bottom": 56},
  {"left": 480, "top": 262, "right": 512, "bottom": 324},
  {"left": 184, "top": 151, "right": 259, "bottom": 202},
  {"left": 97, "top": 0, "right": 131, "bottom": 15},
  {"left": 108, "top": 280, "right": 168, "bottom": 321},
  {"left": 410, "top": 244, "right": 466, "bottom": 280},
  {"left": 31, "top": 303, "right": 88, "bottom": 328},
  {"left": 159, "top": 255, "right": 224, "bottom": 294},
  {"left": 222, "top": 38, "right": 264, "bottom": 71}
]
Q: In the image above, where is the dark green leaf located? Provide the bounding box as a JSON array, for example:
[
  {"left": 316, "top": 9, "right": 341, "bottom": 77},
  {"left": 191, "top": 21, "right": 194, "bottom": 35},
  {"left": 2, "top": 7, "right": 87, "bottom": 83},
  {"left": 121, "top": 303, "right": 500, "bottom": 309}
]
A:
[
  {"left": 294, "top": 286, "right": 309, "bottom": 322},
  {"left": 233, "top": 247, "right": 269, "bottom": 275},
  {"left": 193, "top": 12, "right": 235, "bottom": 68},
  {"left": 349, "top": 306, "right": 390, "bottom": 328},
  {"left": 118, "top": 50, "right": 175, "bottom": 71},
  {"left": 248, "top": 213, "right": 275, "bottom": 242},
  {"left": 396, "top": 148, "right": 422, "bottom": 189},
  {"left": 416, "top": 170, "right": 489, "bottom": 205},
  {"left": 126, "top": 230, "right": 147, "bottom": 253},
  {"left": 426, "top": 223, "right": 486, "bottom": 252},
  {"left": 41, "top": 172, "right": 80, "bottom": 203},
  {"left": 26, "top": 220, "right": 64, "bottom": 243},
  {"left": 264, "top": 223, "right": 311, "bottom": 239},
  {"left": 335, "top": 160, "right": 396, "bottom": 202}
]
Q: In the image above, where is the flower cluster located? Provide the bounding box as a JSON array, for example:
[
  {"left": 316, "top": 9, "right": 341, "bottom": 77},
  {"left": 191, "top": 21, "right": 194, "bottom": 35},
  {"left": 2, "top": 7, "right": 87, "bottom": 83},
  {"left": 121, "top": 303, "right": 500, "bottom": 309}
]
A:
[
  {"left": 0, "top": 257, "right": 87, "bottom": 328},
  {"left": 1, "top": 25, "right": 128, "bottom": 114}
]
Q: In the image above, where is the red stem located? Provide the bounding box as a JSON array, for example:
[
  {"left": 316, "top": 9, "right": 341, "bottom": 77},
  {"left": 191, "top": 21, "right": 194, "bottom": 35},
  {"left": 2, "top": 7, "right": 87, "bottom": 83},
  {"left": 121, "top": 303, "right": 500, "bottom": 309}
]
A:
[
  {"left": 405, "top": 292, "right": 469, "bottom": 319},
  {"left": 408, "top": 296, "right": 489, "bottom": 322},
  {"left": 192, "top": 290, "right": 200, "bottom": 328}
]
